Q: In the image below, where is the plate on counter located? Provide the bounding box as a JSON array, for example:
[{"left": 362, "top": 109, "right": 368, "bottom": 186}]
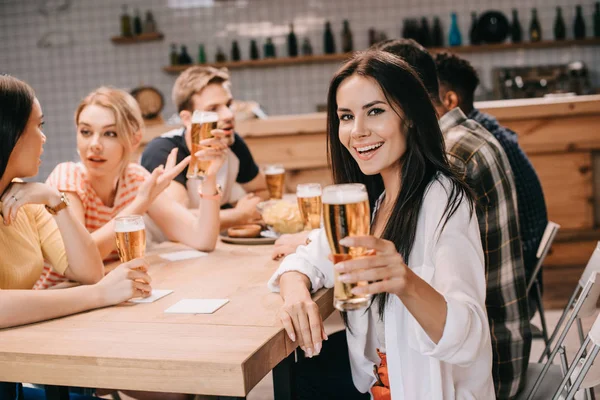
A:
[{"left": 219, "top": 230, "right": 278, "bottom": 245}]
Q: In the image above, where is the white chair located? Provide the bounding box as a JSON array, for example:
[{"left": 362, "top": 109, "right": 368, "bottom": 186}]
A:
[
  {"left": 519, "top": 271, "right": 600, "bottom": 399},
  {"left": 527, "top": 221, "right": 561, "bottom": 346}
]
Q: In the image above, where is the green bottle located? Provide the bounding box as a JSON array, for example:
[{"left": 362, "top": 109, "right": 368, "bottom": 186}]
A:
[
  {"left": 198, "top": 44, "right": 206, "bottom": 64},
  {"left": 120, "top": 5, "right": 132, "bottom": 37},
  {"left": 170, "top": 44, "right": 178, "bottom": 66}
]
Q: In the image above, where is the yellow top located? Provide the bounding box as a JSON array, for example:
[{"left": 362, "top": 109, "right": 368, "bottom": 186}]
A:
[{"left": 0, "top": 202, "right": 68, "bottom": 289}]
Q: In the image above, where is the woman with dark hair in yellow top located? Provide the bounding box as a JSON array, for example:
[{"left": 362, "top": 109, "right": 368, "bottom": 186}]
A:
[{"left": 0, "top": 74, "right": 152, "bottom": 330}]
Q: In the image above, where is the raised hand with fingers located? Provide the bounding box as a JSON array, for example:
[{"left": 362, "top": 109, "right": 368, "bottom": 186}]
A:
[
  {"left": 95, "top": 258, "right": 152, "bottom": 305},
  {"left": 194, "top": 128, "right": 229, "bottom": 177},
  {"left": 1, "top": 182, "right": 62, "bottom": 225}
]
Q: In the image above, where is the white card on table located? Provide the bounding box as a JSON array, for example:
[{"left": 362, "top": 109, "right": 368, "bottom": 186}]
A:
[
  {"left": 130, "top": 289, "right": 174, "bottom": 304},
  {"left": 164, "top": 299, "right": 229, "bottom": 314},
  {"left": 159, "top": 250, "right": 208, "bottom": 261}
]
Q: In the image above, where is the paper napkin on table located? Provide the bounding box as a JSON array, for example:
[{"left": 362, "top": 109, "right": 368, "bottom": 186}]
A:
[
  {"left": 164, "top": 299, "right": 229, "bottom": 314},
  {"left": 159, "top": 250, "right": 208, "bottom": 262},
  {"left": 130, "top": 289, "right": 174, "bottom": 303}
]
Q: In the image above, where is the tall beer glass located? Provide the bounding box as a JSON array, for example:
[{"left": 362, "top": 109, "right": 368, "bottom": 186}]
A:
[
  {"left": 115, "top": 215, "right": 146, "bottom": 262},
  {"left": 322, "top": 184, "right": 371, "bottom": 311},
  {"left": 297, "top": 183, "right": 322, "bottom": 230},
  {"left": 186, "top": 111, "right": 219, "bottom": 180},
  {"left": 265, "top": 164, "right": 285, "bottom": 199}
]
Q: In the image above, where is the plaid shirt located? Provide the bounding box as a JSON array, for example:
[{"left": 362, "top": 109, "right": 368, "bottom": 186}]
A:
[
  {"left": 469, "top": 109, "right": 548, "bottom": 281},
  {"left": 440, "top": 108, "right": 532, "bottom": 399}
]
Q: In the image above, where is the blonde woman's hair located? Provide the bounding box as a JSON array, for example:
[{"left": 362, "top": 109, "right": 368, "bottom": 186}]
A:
[
  {"left": 172, "top": 66, "right": 230, "bottom": 113},
  {"left": 75, "top": 87, "right": 144, "bottom": 173}
]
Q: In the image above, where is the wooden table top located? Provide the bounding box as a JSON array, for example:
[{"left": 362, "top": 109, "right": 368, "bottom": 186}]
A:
[{"left": 0, "top": 242, "right": 334, "bottom": 397}]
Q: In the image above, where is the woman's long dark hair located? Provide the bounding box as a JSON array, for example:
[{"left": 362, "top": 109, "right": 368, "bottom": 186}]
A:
[
  {"left": 326, "top": 51, "right": 474, "bottom": 320},
  {"left": 0, "top": 75, "right": 36, "bottom": 180}
]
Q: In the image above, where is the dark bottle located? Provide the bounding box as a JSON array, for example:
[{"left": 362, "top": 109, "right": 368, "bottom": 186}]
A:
[
  {"left": 402, "top": 19, "right": 411, "bottom": 39},
  {"left": 215, "top": 47, "right": 227, "bottom": 62},
  {"left": 554, "top": 7, "right": 566, "bottom": 40},
  {"left": 449, "top": 12, "right": 462, "bottom": 46},
  {"left": 143, "top": 11, "right": 157, "bottom": 34},
  {"left": 120, "top": 5, "right": 132, "bottom": 37},
  {"left": 231, "top": 40, "right": 241, "bottom": 61},
  {"left": 198, "top": 44, "right": 206, "bottom": 64},
  {"left": 529, "top": 8, "right": 542, "bottom": 42},
  {"left": 170, "top": 43, "right": 178, "bottom": 66},
  {"left": 288, "top": 24, "right": 298, "bottom": 57},
  {"left": 368, "top": 28, "right": 377, "bottom": 46},
  {"left": 302, "top": 37, "right": 313, "bottom": 55},
  {"left": 341, "top": 20, "right": 353, "bottom": 53},
  {"left": 469, "top": 12, "right": 480, "bottom": 45},
  {"left": 419, "top": 17, "right": 431, "bottom": 47},
  {"left": 574, "top": 5, "right": 586, "bottom": 39},
  {"left": 324, "top": 21, "right": 336, "bottom": 54},
  {"left": 133, "top": 8, "right": 143, "bottom": 35},
  {"left": 250, "top": 40, "right": 260, "bottom": 60},
  {"left": 595, "top": 2, "right": 600, "bottom": 37},
  {"left": 511, "top": 9, "right": 522, "bottom": 43},
  {"left": 432, "top": 17, "right": 443, "bottom": 47},
  {"left": 178, "top": 45, "right": 192, "bottom": 65},
  {"left": 264, "top": 37, "right": 276, "bottom": 58}
]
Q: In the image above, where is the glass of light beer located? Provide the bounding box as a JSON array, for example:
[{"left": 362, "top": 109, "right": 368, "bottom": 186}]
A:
[
  {"left": 264, "top": 164, "right": 285, "bottom": 199},
  {"left": 297, "top": 183, "right": 322, "bottom": 230},
  {"left": 322, "top": 184, "right": 371, "bottom": 311},
  {"left": 115, "top": 215, "right": 146, "bottom": 262},
  {"left": 186, "top": 110, "right": 219, "bottom": 180}
]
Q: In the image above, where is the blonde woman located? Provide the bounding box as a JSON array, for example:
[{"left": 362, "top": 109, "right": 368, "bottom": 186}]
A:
[{"left": 45, "top": 87, "right": 226, "bottom": 265}]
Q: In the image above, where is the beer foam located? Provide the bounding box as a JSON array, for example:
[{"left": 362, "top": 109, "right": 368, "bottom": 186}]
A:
[
  {"left": 297, "top": 187, "right": 322, "bottom": 198},
  {"left": 265, "top": 166, "right": 285, "bottom": 175},
  {"left": 322, "top": 185, "right": 368, "bottom": 205},
  {"left": 192, "top": 110, "right": 218, "bottom": 124},
  {"left": 115, "top": 217, "right": 145, "bottom": 232}
]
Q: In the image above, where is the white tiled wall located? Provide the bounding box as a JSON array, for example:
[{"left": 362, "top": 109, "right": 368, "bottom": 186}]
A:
[{"left": 1, "top": 0, "right": 599, "bottom": 180}]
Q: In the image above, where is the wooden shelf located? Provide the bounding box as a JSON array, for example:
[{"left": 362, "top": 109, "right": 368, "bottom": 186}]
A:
[
  {"left": 111, "top": 32, "right": 164, "bottom": 44},
  {"left": 162, "top": 37, "right": 600, "bottom": 74}
]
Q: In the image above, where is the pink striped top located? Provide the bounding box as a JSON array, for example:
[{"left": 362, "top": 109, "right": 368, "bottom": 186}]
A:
[{"left": 35, "top": 162, "right": 148, "bottom": 289}]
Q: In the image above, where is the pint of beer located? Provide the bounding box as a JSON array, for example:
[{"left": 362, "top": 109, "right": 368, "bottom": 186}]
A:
[
  {"left": 322, "top": 184, "right": 371, "bottom": 311},
  {"left": 186, "top": 111, "right": 219, "bottom": 180},
  {"left": 115, "top": 215, "right": 146, "bottom": 262},
  {"left": 297, "top": 183, "right": 322, "bottom": 230},
  {"left": 264, "top": 164, "right": 285, "bottom": 199}
]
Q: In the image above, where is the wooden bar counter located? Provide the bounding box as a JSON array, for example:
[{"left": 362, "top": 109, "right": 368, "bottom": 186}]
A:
[{"left": 234, "top": 94, "right": 600, "bottom": 308}]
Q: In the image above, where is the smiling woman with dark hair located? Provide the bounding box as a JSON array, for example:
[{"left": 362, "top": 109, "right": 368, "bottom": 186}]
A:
[{"left": 267, "top": 51, "right": 494, "bottom": 399}]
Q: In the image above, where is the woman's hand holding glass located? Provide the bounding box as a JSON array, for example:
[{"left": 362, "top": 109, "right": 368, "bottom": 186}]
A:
[
  {"left": 334, "top": 236, "right": 414, "bottom": 298},
  {"left": 94, "top": 258, "right": 152, "bottom": 304},
  {"left": 194, "top": 128, "right": 229, "bottom": 178},
  {"left": 1, "top": 181, "right": 62, "bottom": 225}
]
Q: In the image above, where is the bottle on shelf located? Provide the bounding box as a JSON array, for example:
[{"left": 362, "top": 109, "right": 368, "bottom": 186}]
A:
[
  {"left": 133, "top": 8, "right": 143, "bottom": 36},
  {"left": 179, "top": 45, "right": 193, "bottom": 65},
  {"left": 231, "top": 40, "right": 241, "bottom": 61},
  {"left": 368, "top": 28, "right": 377, "bottom": 46},
  {"left": 511, "top": 9, "right": 522, "bottom": 43},
  {"left": 302, "top": 37, "right": 313, "bottom": 55},
  {"left": 554, "top": 7, "right": 566, "bottom": 40},
  {"left": 595, "top": 2, "right": 600, "bottom": 37},
  {"left": 469, "top": 12, "right": 480, "bottom": 45},
  {"left": 215, "top": 47, "right": 227, "bottom": 63},
  {"left": 419, "top": 17, "right": 431, "bottom": 47},
  {"left": 143, "top": 11, "right": 157, "bottom": 34},
  {"left": 529, "top": 8, "right": 542, "bottom": 42},
  {"left": 120, "top": 5, "right": 132, "bottom": 37},
  {"left": 264, "top": 37, "right": 276, "bottom": 58},
  {"left": 250, "top": 40, "right": 260, "bottom": 60},
  {"left": 288, "top": 24, "right": 298, "bottom": 57},
  {"left": 432, "top": 17, "right": 443, "bottom": 47},
  {"left": 448, "top": 12, "right": 462, "bottom": 46},
  {"left": 198, "top": 44, "right": 206, "bottom": 64},
  {"left": 341, "top": 20, "right": 353, "bottom": 53},
  {"left": 324, "top": 21, "right": 336, "bottom": 54},
  {"left": 574, "top": 5, "right": 586, "bottom": 39},
  {"left": 170, "top": 43, "right": 178, "bottom": 66}
]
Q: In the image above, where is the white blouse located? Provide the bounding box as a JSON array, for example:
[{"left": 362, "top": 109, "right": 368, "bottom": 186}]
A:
[{"left": 268, "top": 176, "right": 495, "bottom": 399}]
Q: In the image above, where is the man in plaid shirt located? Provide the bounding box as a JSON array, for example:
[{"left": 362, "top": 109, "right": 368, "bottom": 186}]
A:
[
  {"left": 434, "top": 52, "right": 548, "bottom": 287},
  {"left": 379, "top": 39, "right": 532, "bottom": 399}
]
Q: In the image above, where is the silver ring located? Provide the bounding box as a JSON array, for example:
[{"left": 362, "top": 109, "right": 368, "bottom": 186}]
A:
[{"left": 11, "top": 195, "right": 17, "bottom": 202}]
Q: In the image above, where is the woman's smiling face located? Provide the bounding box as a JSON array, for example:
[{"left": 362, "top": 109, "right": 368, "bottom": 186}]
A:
[{"left": 336, "top": 74, "right": 407, "bottom": 177}]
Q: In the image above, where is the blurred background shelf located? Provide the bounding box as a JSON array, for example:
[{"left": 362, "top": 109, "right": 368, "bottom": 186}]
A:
[
  {"left": 162, "top": 38, "right": 600, "bottom": 74},
  {"left": 111, "top": 32, "right": 164, "bottom": 44}
]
